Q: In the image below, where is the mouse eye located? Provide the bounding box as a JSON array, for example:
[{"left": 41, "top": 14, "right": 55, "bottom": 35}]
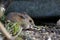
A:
[{"left": 29, "top": 20, "right": 32, "bottom": 23}]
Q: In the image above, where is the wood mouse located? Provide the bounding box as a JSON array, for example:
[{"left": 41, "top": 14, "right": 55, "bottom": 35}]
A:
[{"left": 6, "top": 12, "right": 35, "bottom": 29}]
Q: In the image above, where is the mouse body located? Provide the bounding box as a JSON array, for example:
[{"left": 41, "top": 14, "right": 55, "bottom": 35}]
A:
[{"left": 6, "top": 12, "right": 35, "bottom": 29}]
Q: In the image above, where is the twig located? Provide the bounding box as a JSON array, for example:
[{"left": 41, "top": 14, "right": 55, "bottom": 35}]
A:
[{"left": 0, "top": 22, "right": 12, "bottom": 40}]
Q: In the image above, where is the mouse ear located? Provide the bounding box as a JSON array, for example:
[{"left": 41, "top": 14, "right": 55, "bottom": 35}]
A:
[
  {"left": 20, "top": 12, "right": 29, "bottom": 18},
  {"left": 23, "top": 12, "right": 27, "bottom": 14},
  {"left": 23, "top": 12, "right": 29, "bottom": 15},
  {"left": 18, "top": 14, "right": 25, "bottom": 19}
]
